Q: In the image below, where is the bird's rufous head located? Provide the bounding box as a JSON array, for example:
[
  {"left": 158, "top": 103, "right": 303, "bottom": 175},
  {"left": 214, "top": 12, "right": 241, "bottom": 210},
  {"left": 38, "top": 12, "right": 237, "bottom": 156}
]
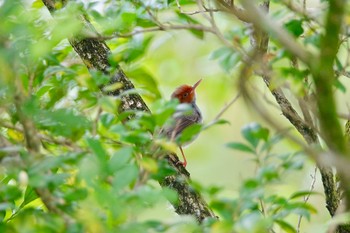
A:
[{"left": 171, "top": 79, "right": 202, "bottom": 103}]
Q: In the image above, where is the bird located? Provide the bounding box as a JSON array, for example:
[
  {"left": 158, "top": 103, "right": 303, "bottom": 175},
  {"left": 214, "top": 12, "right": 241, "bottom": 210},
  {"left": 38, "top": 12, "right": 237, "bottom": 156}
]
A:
[{"left": 161, "top": 79, "right": 203, "bottom": 167}]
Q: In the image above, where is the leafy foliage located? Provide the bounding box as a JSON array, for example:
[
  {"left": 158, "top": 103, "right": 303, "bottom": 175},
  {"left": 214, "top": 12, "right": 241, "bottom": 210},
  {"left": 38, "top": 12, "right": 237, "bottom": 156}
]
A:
[
  {"left": 0, "top": 0, "right": 345, "bottom": 232},
  {"left": 221, "top": 123, "right": 317, "bottom": 233}
]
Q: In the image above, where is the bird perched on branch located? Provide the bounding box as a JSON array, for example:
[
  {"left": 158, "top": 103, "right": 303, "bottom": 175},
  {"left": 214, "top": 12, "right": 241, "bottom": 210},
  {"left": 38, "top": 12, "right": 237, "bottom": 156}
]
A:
[{"left": 161, "top": 79, "right": 203, "bottom": 167}]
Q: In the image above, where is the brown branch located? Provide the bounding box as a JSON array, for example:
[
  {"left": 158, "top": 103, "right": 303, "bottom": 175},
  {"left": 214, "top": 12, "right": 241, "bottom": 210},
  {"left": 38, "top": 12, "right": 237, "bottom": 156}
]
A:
[{"left": 42, "top": 0, "right": 216, "bottom": 222}]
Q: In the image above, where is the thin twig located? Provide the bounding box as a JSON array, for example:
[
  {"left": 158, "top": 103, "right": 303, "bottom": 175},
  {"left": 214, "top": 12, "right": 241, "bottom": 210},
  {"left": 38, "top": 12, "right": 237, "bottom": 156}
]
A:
[
  {"left": 95, "top": 24, "right": 215, "bottom": 40},
  {"left": 296, "top": 166, "right": 318, "bottom": 233},
  {"left": 196, "top": 0, "right": 249, "bottom": 58},
  {"left": 205, "top": 92, "right": 240, "bottom": 129}
]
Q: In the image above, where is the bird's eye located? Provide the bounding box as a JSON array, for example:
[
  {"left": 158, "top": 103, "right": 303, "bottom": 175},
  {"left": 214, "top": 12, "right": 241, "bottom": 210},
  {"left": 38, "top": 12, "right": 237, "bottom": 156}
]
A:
[{"left": 183, "top": 93, "right": 188, "bottom": 98}]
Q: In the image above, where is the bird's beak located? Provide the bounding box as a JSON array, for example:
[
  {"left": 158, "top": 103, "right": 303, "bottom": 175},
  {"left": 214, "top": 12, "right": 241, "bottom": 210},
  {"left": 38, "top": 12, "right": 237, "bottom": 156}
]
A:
[{"left": 192, "top": 79, "right": 202, "bottom": 90}]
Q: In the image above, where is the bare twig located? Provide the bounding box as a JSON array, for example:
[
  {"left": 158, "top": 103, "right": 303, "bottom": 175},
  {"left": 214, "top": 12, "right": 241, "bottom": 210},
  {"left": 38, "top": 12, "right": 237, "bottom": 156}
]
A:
[
  {"left": 296, "top": 166, "right": 318, "bottom": 233},
  {"left": 196, "top": 0, "right": 249, "bottom": 58},
  {"left": 95, "top": 24, "right": 215, "bottom": 40},
  {"left": 205, "top": 92, "right": 241, "bottom": 129}
]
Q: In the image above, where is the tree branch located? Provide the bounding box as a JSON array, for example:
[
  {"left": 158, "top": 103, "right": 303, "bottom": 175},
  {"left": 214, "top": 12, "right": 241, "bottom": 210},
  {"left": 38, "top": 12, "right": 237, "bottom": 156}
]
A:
[{"left": 41, "top": 0, "right": 216, "bottom": 222}]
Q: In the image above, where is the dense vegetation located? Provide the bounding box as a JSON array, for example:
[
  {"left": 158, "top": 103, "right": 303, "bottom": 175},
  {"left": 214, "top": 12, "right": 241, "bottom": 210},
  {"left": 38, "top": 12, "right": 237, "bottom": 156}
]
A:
[{"left": 1, "top": 0, "right": 350, "bottom": 232}]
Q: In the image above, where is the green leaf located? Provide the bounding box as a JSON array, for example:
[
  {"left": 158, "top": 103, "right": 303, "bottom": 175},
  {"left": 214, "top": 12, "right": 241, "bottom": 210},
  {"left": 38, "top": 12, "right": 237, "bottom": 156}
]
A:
[
  {"left": 64, "top": 188, "right": 88, "bottom": 201},
  {"left": 109, "top": 147, "right": 134, "bottom": 172},
  {"left": 162, "top": 188, "right": 178, "bottom": 204},
  {"left": 112, "top": 164, "right": 139, "bottom": 191},
  {"left": 210, "top": 47, "right": 240, "bottom": 72},
  {"left": 286, "top": 202, "right": 317, "bottom": 220},
  {"left": 284, "top": 19, "right": 304, "bottom": 37},
  {"left": 289, "top": 191, "right": 321, "bottom": 200},
  {"left": 0, "top": 185, "right": 22, "bottom": 201},
  {"left": 241, "top": 123, "right": 269, "bottom": 148},
  {"left": 275, "top": 220, "right": 296, "bottom": 233},
  {"left": 261, "top": 134, "right": 283, "bottom": 152},
  {"left": 86, "top": 138, "right": 109, "bottom": 162},
  {"left": 226, "top": 142, "right": 255, "bottom": 153},
  {"left": 257, "top": 165, "right": 279, "bottom": 182},
  {"left": 334, "top": 79, "right": 346, "bottom": 93},
  {"left": 153, "top": 99, "right": 178, "bottom": 127},
  {"left": 121, "top": 36, "right": 154, "bottom": 63},
  {"left": 304, "top": 33, "right": 321, "bottom": 47},
  {"left": 177, "top": 123, "right": 202, "bottom": 144},
  {"left": 176, "top": 12, "right": 204, "bottom": 39},
  {"left": 25, "top": 102, "right": 91, "bottom": 140},
  {"left": 280, "top": 67, "right": 309, "bottom": 82},
  {"left": 126, "top": 67, "right": 162, "bottom": 101},
  {"left": 19, "top": 186, "right": 38, "bottom": 208}
]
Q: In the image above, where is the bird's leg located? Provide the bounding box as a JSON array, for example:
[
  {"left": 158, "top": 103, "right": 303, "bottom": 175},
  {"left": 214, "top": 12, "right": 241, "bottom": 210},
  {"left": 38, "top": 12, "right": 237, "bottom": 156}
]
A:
[{"left": 178, "top": 146, "right": 187, "bottom": 167}]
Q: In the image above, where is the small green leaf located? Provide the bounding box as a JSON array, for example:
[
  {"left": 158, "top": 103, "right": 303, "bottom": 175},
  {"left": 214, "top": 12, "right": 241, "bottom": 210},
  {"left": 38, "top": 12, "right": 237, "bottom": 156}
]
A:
[
  {"left": 0, "top": 185, "right": 22, "bottom": 201},
  {"left": 241, "top": 123, "right": 269, "bottom": 148},
  {"left": 112, "top": 164, "right": 139, "bottom": 191},
  {"left": 109, "top": 147, "right": 134, "bottom": 171},
  {"left": 19, "top": 186, "right": 38, "bottom": 208},
  {"left": 211, "top": 47, "right": 240, "bottom": 72},
  {"left": 64, "top": 188, "right": 88, "bottom": 201},
  {"left": 161, "top": 188, "right": 178, "bottom": 204},
  {"left": 275, "top": 220, "right": 296, "bottom": 233},
  {"left": 86, "top": 138, "right": 108, "bottom": 160},
  {"left": 226, "top": 142, "right": 255, "bottom": 153},
  {"left": 334, "top": 79, "right": 346, "bottom": 93},
  {"left": 176, "top": 12, "right": 204, "bottom": 39},
  {"left": 177, "top": 123, "right": 202, "bottom": 144},
  {"left": 126, "top": 67, "right": 161, "bottom": 101},
  {"left": 284, "top": 19, "right": 304, "bottom": 37},
  {"left": 289, "top": 191, "right": 321, "bottom": 200}
]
